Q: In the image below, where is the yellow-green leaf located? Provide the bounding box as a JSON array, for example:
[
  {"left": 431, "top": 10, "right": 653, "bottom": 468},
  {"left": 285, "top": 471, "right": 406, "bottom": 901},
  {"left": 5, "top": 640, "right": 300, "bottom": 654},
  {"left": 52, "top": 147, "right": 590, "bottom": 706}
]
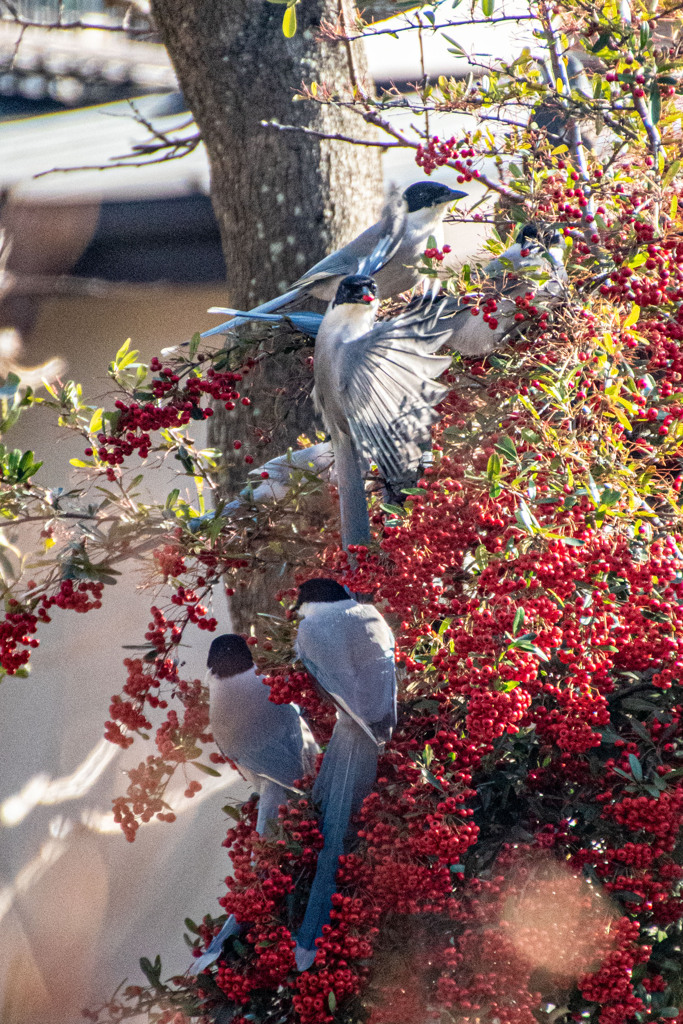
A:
[
  {"left": 115, "top": 339, "right": 131, "bottom": 363},
  {"left": 611, "top": 406, "right": 633, "bottom": 431},
  {"left": 623, "top": 304, "right": 641, "bottom": 329},
  {"left": 282, "top": 4, "right": 297, "bottom": 36},
  {"left": 89, "top": 407, "right": 103, "bottom": 434}
]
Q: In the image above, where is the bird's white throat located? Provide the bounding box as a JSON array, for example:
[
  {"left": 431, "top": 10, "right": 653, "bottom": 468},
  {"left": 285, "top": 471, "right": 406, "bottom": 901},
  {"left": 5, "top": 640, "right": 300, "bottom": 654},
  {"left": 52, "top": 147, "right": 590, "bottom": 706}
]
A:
[
  {"left": 323, "top": 300, "right": 378, "bottom": 341},
  {"left": 405, "top": 204, "right": 447, "bottom": 241}
]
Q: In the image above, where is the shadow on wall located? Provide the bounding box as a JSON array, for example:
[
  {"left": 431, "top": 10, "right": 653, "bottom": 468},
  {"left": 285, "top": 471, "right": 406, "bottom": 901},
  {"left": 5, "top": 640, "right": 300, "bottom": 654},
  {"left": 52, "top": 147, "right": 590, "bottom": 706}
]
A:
[{"left": 0, "top": 282, "right": 257, "bottom": 1024}]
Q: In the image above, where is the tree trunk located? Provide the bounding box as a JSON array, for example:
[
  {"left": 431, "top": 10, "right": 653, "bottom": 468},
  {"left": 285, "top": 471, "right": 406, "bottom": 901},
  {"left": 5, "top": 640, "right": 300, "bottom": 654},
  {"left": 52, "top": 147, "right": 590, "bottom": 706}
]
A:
[{"left": 150, "top": 0, "right": 382, "bottom": 627}]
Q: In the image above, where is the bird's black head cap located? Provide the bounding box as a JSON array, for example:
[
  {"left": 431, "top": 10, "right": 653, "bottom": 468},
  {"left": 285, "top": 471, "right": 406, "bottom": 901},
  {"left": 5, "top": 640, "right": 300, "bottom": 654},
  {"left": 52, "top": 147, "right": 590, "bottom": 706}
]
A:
[
  {"left": 516, "top": 223, "right": 539, "bottom": 244},
  {"left": 404, "top": 181, "right": 467, "bottom": 212},
  {"left": 333, "top": 275, "right": 377, "bottom": 307},
  {"left": 207, "top": 634, "right": 254, "bottom": 677},
  {"left": 516, "top": 222, "right": 562, "bottom": 248},
  {"left": 295, "top": 578, "right": 349, "bottom": 608}
]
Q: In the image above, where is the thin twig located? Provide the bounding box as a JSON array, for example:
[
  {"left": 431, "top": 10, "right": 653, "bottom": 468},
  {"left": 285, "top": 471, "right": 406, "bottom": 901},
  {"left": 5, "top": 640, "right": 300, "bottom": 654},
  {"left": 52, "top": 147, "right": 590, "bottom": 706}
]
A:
[
  {"left": 339, "top": 13, "right": 537, "bottom": 41},
  {"left": 8, "top": 18, "right": 24, "bottom": 67},
  {"left": 33, "top": 130, "right": 200, "bottom": 176},
  {"left": 262, "top": 119, "right": 401, "bottom": 148}
]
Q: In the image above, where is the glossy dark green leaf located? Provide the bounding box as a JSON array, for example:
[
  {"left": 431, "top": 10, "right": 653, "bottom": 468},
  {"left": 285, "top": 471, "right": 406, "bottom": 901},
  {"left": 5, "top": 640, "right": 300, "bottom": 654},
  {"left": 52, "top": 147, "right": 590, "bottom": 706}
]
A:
[{"left": 629, "top": 754, "right": 643, "bottom": 781}]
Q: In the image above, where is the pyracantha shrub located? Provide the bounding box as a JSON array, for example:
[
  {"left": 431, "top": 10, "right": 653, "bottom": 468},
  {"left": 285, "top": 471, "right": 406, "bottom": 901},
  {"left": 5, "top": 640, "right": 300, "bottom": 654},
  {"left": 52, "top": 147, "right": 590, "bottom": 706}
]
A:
[{"left": 3, "top": 2, "right": 683, "bottom": 1023}]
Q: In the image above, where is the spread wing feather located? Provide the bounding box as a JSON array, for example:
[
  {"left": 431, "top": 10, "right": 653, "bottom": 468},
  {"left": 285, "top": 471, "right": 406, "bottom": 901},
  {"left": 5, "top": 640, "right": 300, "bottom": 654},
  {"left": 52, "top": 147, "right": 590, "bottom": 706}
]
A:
[{"left": 338, "top": 296, "right": 452, "bottom": 485}]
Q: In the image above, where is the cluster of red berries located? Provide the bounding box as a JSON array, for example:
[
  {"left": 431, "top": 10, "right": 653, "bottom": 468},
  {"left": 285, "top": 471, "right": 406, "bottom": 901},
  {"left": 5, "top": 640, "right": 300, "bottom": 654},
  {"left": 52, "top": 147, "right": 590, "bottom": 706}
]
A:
[
  {"left": 415, "top": 137, "right": 480, "bottom": 182},
  {"left": 424, "top": 244, "right": 452, "bottom": 261},
  {"left": 0, "top": 604, "right": 41, "bottom": 674}
]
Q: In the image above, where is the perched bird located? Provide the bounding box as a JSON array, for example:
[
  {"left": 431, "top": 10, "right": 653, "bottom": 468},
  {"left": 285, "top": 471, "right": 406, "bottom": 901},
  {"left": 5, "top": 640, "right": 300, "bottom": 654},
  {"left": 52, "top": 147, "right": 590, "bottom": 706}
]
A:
[
  {"left": 188, "top": 442, "right": 335, "bottom": 531},
  {"left": 193, "top": 634, "right": 319, "bottom": 972},
  {"left": 439, "top": 223, "right": 568, "bottom": 358},
  {"left": 313, "top": 274, "right": 452, "bottom": 547},
  {"left": 201, "top": 181, "right": 466, "bottom": 339},
  {"left": 293, "top": 578, "right": 397, "bottom": 970}
]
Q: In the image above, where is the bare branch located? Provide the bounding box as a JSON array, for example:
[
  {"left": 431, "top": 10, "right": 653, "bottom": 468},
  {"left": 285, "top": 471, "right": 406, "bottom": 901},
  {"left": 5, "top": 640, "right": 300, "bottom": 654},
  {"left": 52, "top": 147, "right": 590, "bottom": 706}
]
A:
[
  {"left": 8, "top": 18, "right": 24, "bottom": 67},
  {"left": 330, "top": 12, "right": 537, "bottom": 42},
  {"left": 32, "top": 102, "right": 200, "bottom": 177},
  {"left": 261, "top": 118, "right": 402, "bottom": 148}
]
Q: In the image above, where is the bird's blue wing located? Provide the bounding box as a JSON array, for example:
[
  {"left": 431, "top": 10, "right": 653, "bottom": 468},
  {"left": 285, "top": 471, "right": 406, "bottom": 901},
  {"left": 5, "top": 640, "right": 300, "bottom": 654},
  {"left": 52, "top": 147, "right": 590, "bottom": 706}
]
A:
[
  {"left": 357, "top": 186, "right": 407, "bottom": 278},
  {"left": 293, "top": 187, "right": 407, "bottom": 289},
  {"left": 337, "top": 294, "right": 452, "bottom": 487},
  {"left": 296, "top": 605, "right": 396, "bottom": 746}
]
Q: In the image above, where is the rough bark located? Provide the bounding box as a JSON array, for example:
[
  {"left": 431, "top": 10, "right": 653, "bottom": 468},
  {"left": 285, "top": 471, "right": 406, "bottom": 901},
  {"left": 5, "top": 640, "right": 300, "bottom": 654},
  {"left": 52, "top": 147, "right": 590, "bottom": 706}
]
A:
[{"left": 149, "top": 0, "right": 382, "bottom": 627}]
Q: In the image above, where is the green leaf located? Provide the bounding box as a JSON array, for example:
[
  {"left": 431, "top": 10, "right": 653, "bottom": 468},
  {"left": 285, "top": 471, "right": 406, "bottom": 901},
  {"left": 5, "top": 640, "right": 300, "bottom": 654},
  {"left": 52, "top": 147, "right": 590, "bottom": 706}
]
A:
[
  {"left": 662, "top": 159, "right": 681, "bottom": 188},
  {"left": 166, "top": 488, "right": 180, "bottom": 509},
  {"left": 424, "top": 770, "right": 444, "bottom": 791},
  {"left": 650, "top": 82, "right": 661, "bottom": 125},
  {"left": 495, "top": 436, "right": 518, "bottom": 461},
  {"left": 222, "top": 804, "right": 242, "bottom": 821},
  {"left": 328, "top": 992, "right": 337, "bottom": 1013},
  {"left": 442, "top": 33, "right": 466, "bottom": 57},
  {"left": 282, "top": 3, "right": 297, "bottom": 36},
  {"left": 586, "top": 473, "right": 601, "bottom": 505},
  {"left": 481, "top": 0, "right": 494, "bottom": 15},
  {"left": 512, "top": 607, "right": 525, "bottom": 635},
  {"left": 591, "top": 31, "right": 611, "bottom": 53},
  {"left": 195, "top": 762, "right": 222, "bottom": 777},
  {"left": 629, "top": 754, "right": 643, "bottom": 781},
  {"left": 614, "top": 889, "right": 644, "bottom": 904},
  {"left": 139, "top": 955, "right": 163, "bottom": 990},
  {"left": 188, "top": 332, "right": 201, "bottom": 360},
  {"left": 176, "top": 448, "right": 195, "bottom": 474},
  {"left": 487, "top": 452, "right": 501, "bottom": 481},
  {"left": 623, "top": 304, "right": 640, "bottom": 329}
]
